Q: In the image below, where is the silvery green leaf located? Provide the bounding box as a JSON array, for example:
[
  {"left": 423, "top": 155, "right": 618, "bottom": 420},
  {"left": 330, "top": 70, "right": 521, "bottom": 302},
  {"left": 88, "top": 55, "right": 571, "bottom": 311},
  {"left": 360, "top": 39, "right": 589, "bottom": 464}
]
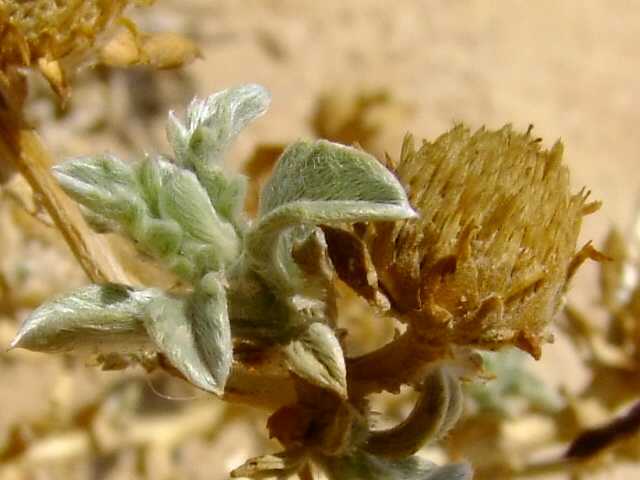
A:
[
  {"left": 166, "top": 112, "right": 190, "bottom": 168},
  {"left": 245, "top": 140, "right": 416, "bottom": 285},
  {"left": 258, "top": 139, "right": 416, "bottom": 221},
  {"left": 134, "top": 215, "right": 183, "bottom": 260},
  {"left": 166, "top": 85, "right": 268, "bottom": 230},
  {"left": 138, "top": 156, "right": 241, "bottom": 277},
  {"left": 157, "top": 162, "right": 240, "bottom": 271},
  {"left": 319, "top": 451, "right": 473, "bottom": 480},
  {"left": 195, "top": 169, "right": 248, "bottom": 231},
  {"left": 167, "top": 84, "right": 271, "bottom": 169},
  {"left": 53, "top": 153, "right": 145, "bottom": 229},
  {"left": 282, "top": 322, "right": 347, "bottom": 398},
  {"left": 143, "top": 273, "right": 232, "bottom": 395},
  {"left": 10, "top": 284, "right": 156, "bottom": 355},
  {"left": 137, "top": 155, "right": 172, "bottom": 217}
]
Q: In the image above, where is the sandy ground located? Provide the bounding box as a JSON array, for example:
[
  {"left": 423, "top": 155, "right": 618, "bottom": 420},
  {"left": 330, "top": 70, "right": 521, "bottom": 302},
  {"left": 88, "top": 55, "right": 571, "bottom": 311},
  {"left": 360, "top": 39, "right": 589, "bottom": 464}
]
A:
[{"left": 2, "top": 1, "right": 640, "bottom": 479}]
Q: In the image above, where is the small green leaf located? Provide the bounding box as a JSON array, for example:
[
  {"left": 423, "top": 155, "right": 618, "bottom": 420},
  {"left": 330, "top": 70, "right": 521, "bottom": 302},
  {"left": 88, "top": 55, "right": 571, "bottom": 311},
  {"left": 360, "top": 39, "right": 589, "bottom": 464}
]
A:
[
  {"left": 137, "top": 155, "right": 172, "bottom": 217},
  {"left": 143, "top": 273, "right": 232, "bottom": 395},
  {"left": 258, "top": 139, "right": 416, "bottom": 220},
  {"left": 157, "top": 163, "right": 240, "bottom": 270},
  {"left": 10, "top": 284, "right": 156, "bottom": 355},
  {"left": 166, "top": 113, "right": 189, "bottom": 168},
  {"left": 134, "top": 215, "right": 183, "bottom": 260},
  {"left": 196, "top": 170, "right": 248, "bottom": 231},
  {"left": 167, "top": 85, "right": 268, "bottom": 231},
  {"left": 53, "top": 153, "right": 145, "bottom": 229},
  {"left": 245, "top": 140, "right": 416, "bottom": 287},
  {"left": 55, "top": 151, "right": 241, "bottom": 281},
  {"left": 282, "top": 322, "right": 347, "bottom": 398},
  {"left": 168, "top": 84, "right": 271, "bottom": 168}
]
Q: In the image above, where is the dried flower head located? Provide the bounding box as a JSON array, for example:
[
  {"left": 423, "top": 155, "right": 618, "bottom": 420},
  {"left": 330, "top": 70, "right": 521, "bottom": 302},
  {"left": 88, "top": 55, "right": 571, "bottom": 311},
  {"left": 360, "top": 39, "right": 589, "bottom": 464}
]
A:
[
  {"left": 0, "top": 0, "right": 133, "bottom": 68},
  {"left": 0, "top": 0, "right": 198, "bottom": 100},
  {"left": 342, "top": 125, "right": 591, "bottom": 362}
]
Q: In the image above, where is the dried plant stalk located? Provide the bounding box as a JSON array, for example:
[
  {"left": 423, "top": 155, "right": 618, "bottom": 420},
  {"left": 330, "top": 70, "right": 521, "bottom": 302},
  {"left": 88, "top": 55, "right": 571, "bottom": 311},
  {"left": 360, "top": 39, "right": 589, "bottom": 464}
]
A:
[{"left": 0, "top": 76, "right": 138, "bottom": 285}]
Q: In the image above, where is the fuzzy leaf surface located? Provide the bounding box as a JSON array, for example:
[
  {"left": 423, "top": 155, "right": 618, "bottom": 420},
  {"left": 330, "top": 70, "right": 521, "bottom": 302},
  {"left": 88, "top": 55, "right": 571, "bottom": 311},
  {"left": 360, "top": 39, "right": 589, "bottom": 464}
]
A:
[
  {"left": 10, "top": 284, "right": 156, "bottom": 354},
  {"left": 246, "top": 140, "right": 416, "bottom": 286},
  {"left": 166, "top": 84, "right": 270, "bottom": 229},
  {"left": 257, "top": 139, "right": 416, "bottom": 223},
  {"left": 143, "top": 274, "right": 232, "bottom": 394},
  {"left": 55, "top": 153, "right": 241, "bottom": 282},
  {"left": 53, "top": 153, "right": 144, "bottom": 229},
  {"left": 167, "top": 84, "right": 271, "bottom": 168},
  {"left": 283, "top": 322, "right": 347, "bottom": 398}
]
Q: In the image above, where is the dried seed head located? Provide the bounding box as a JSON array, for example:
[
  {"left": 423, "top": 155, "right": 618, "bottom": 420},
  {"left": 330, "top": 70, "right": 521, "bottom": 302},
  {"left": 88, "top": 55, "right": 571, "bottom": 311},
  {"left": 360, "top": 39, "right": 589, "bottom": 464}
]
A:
[
  {"left": 361, "top": 125, "right": 589, "bottom": 358},
  {"left": 0, "top": 0, "right": 137, "bottom": 68},
  {"left": 0, "top": 1, "right": 198, "bottom": 101}
]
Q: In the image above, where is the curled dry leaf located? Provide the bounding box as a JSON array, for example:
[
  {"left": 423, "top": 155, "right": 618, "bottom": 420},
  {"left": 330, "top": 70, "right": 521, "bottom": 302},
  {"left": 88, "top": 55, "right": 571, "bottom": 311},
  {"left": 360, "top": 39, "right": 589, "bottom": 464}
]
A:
[{"left": 320, "top": 224, "right": 388, "bottom": 308}]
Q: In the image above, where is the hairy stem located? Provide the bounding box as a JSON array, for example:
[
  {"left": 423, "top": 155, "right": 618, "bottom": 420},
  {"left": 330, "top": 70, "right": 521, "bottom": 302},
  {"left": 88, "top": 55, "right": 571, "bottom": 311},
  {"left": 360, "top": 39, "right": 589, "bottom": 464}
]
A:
[{"left": 363, "top": 366, "right": 461, "bottom": 459}]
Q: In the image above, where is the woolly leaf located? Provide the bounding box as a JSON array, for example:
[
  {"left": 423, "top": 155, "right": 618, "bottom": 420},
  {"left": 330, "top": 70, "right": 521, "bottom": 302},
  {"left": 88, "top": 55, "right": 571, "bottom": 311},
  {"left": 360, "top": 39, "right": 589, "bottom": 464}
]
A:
[
  {"left": 10, "top": 284, "right": 156, "bottom": 355},
  {"left": 246, "top": 139, "right": 416, "bottom": 286},
  {"left": 169, "top": 84, "right": 271, "bottom": 168},
  {"left": 258, "top": 139, "right": 415, "bottom": 220},
  {"left": 157, "top": 162, "right": 240, "bottom": 271},
  {"left": 166, "top": 85, "right": 269, "bottom": 230},
  {"left": 143, "top": 273, "right": 232, "bottom": 394},
  {"left": 283, "top": 322, "right": 347, "bottom": 398},
  {"left": 53, "top": 153, "right": 145, "bottom": 229}
]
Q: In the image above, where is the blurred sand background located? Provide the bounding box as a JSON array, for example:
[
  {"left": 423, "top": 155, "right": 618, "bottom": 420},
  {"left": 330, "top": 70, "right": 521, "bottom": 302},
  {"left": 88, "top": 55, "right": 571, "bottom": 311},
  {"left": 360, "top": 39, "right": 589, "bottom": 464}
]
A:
[{"left": 1, "top": 1, "right": 640, "bottom": 479}]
